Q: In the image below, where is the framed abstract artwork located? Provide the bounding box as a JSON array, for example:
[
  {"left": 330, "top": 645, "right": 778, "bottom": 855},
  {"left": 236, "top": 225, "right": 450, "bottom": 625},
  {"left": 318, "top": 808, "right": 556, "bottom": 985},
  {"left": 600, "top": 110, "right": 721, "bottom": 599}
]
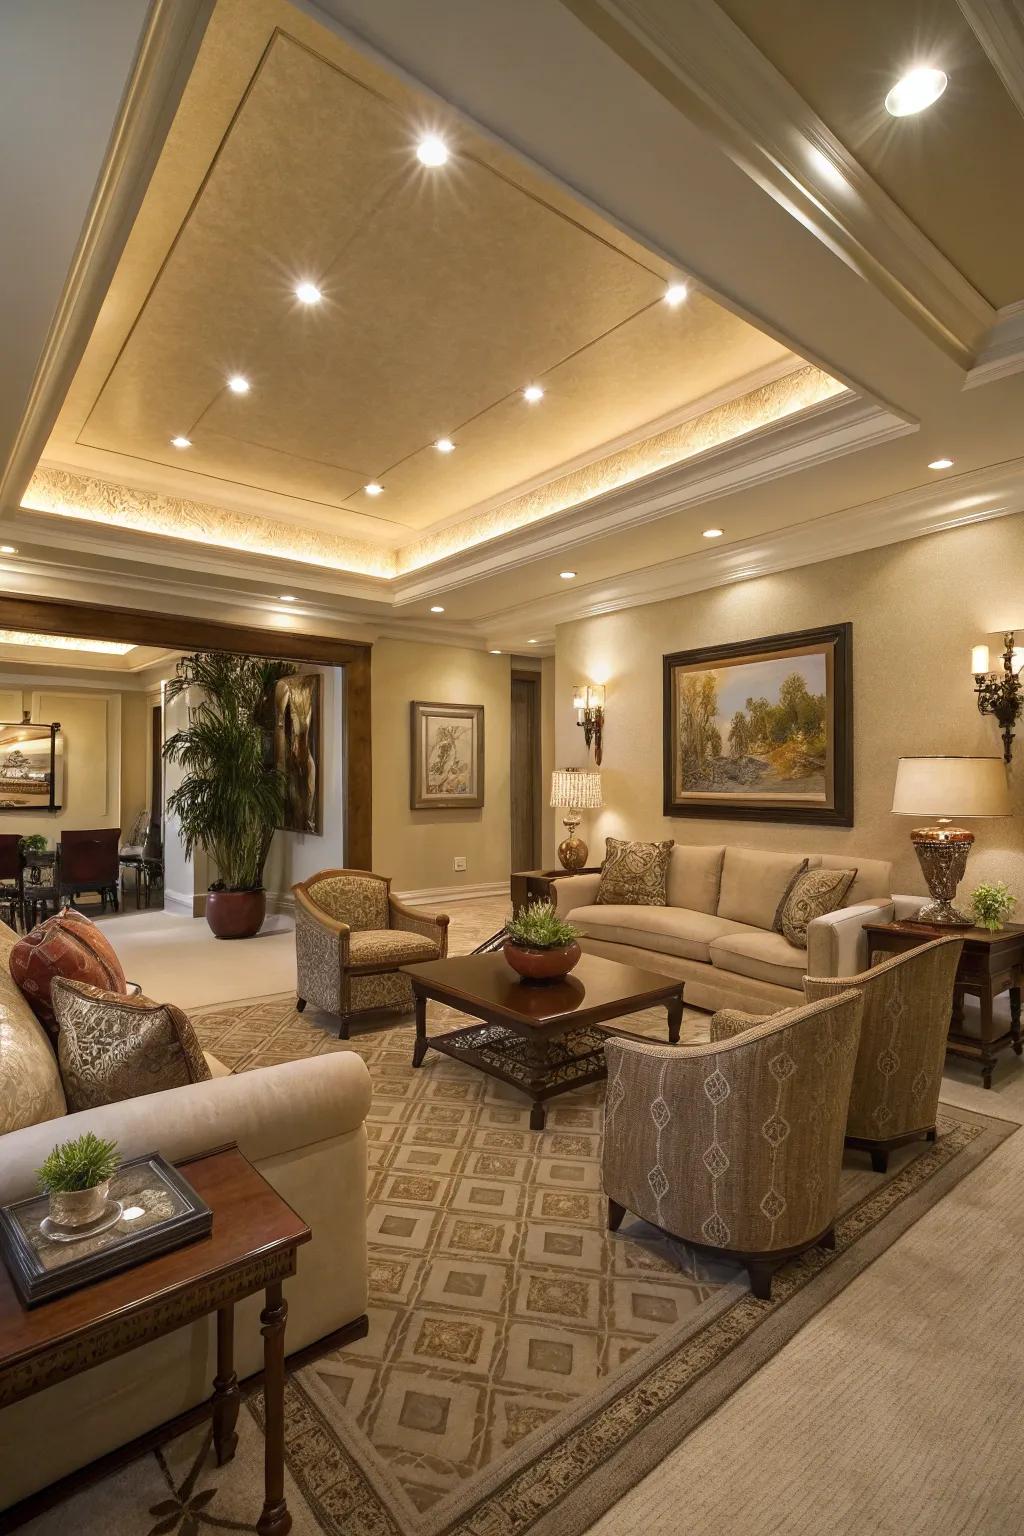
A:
[
  {"left": 274, "top": 673, "right": 322, "bottom": 834},
  {"left": 663, "top": 623, "right": 853, "bottom": 826},
  {"left": 411, "top": 701, "right": 485, "bottom": 810}
]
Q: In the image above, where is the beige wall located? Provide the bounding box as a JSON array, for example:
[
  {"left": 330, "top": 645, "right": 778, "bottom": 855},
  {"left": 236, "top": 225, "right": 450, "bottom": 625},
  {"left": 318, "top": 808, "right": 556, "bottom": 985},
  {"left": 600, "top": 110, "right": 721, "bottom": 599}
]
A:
[
  {"left": 0, "top": 682, "right": 125, "bottom": 840},
  {"left": 555, "top": 515, "right": 1024, "bottom": 897},
  {"left": 372, "top": 639, "right": 511, "bottom": 893}
]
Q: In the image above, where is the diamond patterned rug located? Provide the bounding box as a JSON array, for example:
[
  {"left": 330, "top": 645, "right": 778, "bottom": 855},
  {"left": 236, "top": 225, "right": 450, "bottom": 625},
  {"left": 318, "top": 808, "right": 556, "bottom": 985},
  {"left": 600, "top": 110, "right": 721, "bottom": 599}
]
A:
[{"left": 24, "top": 990, "right": 1017, "bottom": 1536}]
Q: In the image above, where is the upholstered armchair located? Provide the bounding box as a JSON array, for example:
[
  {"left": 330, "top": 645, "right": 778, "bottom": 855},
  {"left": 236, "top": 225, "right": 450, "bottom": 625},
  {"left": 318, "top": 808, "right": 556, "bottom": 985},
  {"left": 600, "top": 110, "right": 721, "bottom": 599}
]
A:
[
  {"left": 292, "top": 868, "right": 449, "bottom": 1038},
  {"left": 804, "top": 935, "right": 963, "bottom": 1171},
  {"left": 603, "top": 989, "right": 863, "bottom": 1299}
]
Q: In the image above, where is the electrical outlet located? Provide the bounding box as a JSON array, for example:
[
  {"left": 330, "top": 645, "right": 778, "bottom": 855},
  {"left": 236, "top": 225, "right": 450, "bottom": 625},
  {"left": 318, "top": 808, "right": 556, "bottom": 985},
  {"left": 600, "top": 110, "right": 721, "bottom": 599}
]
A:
[{"left": 453, "top": 856, "right": 467, "bottom": 872}]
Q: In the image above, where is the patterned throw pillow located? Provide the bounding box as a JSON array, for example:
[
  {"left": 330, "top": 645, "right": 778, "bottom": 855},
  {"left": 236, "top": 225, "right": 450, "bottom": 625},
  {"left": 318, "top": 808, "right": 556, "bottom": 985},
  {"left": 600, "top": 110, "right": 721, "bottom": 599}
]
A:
[
  {"left": 52, "top": 977, "right": 212, "bottom": 1113},
  {"left": 779, "top": 867, "right": 857, "bottom": 948},
  {"left": 9, "top": 907, "right": 128, "bottom": 1039},
  {"left": 596, "top": 837, "right": 675, "bottom": 907}
]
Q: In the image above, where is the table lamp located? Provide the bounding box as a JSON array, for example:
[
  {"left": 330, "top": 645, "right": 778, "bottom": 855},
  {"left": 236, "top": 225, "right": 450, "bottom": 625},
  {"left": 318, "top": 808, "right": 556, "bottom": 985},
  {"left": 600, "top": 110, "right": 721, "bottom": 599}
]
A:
[
  {"left": 891, "top": 756, "right": 1011, "bottom": 925},
  {"left": 550, "top": 768, "right": 603, "bottom": 871}
]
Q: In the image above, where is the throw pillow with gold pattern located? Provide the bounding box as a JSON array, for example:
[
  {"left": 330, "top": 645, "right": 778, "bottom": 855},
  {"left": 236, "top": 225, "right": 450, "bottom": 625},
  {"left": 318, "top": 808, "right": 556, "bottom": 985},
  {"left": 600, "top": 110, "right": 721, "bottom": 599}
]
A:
[
  {"left": 595, "top": 836, "right": 675, "bottom": 907},
  {"left": 779, "top": 867, "right": 857, "bottom": 948},
  {"left": 53, "top": 977, "right": 212, "bottom": 1113}
]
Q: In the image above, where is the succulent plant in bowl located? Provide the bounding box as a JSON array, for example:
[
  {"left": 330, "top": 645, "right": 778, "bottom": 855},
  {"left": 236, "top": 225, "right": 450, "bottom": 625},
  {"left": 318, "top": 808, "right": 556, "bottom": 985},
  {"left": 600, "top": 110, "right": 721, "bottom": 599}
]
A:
[
  {"left": 37, "top": 1132, "right": 120, "bottom": 1229},
  {"left": 503, "top": 901, "right": 582, "bottom": 984}
]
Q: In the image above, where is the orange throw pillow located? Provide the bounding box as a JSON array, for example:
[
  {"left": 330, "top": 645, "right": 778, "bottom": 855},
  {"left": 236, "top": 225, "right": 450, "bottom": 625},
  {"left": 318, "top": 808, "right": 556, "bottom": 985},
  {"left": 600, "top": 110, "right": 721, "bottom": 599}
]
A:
[{"left": 9, "top": 907, "right": 127, "bottom": 1039}]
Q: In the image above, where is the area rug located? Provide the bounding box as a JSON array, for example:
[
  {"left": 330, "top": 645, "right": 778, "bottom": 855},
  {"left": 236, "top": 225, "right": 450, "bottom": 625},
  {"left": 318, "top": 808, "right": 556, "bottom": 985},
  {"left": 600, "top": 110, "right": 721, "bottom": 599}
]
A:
[{"left": 23, "top": 994, "right": 1016, "bottom": 1536}]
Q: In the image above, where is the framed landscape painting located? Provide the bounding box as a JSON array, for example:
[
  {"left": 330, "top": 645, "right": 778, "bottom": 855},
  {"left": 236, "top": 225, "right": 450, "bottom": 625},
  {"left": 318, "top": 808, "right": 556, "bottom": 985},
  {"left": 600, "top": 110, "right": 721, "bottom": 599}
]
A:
[
  {"left": 663, "top": 623, "right": 852, "bottom": 826},
  {"left": 411, "top": 701, "right": 485, "bottom": 810}
]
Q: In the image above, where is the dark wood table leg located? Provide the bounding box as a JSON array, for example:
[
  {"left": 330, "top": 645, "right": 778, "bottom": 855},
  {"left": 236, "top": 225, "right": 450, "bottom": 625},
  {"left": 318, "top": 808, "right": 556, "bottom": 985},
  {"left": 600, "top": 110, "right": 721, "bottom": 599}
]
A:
[
  {"left": 212, "top": 1303, "right": 239, "bottom": 1465},
  {"left": 666, "top": 994, "right": 683, "bottom": 1045},
  {"left": 524, "top": 1040, "right": 550, "bottom": 1130},
  {"left": 1011, "top": 980, "right": 1022, "bottom": 1057},
  {"left": 979, "top": 987, "right": 996, "bottom": 1089},
  {"left": 257, "top": 1281, "right": 290, "bottom": 1536},
  {"left": 412, "top": 995, "right": 428, "bottom": 1067}
]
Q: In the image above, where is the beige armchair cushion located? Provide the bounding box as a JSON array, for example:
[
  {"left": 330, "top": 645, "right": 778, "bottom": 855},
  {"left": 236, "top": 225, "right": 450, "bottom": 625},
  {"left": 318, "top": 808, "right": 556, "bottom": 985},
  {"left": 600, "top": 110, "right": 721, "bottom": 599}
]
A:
[
  {"left": 307, "top": 874, "right": 388, "bottom": 930},
  {"left": 666, "top": 844, "right": 726, "bottom": 915},
  {"left": 570, "top": 904, "right": 756, "bottom": 963},
  {"left": 348, "top": 930, "right": 440, "bottom": 965},
  {"left": 716, "top": 848, "right": 809, "bottom": 930},
  {"left": 709, "top": 929, "right": 808, "bottom": 991}
]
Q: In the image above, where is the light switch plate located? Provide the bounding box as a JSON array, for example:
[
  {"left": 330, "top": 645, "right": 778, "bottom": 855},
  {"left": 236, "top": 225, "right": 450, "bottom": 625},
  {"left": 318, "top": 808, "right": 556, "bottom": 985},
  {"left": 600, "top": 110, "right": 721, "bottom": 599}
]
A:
[{"left": 453, "top": 856, "right": 467, "bottom": 872}]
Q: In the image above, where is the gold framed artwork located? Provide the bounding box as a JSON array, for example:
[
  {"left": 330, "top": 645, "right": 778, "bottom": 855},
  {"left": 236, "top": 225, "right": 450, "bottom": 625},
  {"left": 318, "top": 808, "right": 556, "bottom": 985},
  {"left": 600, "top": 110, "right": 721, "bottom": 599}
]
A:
[
  {"left": 663, "top": 624, "right": 853, "bottom": 826},
  {"left": 410, "top": 701, "right": 485, "bottom": 810},
  {"left": 0, "top": 721, "right": 63, "bottom": 812},
  {"left": 274, "top": 673, "right": 322, "bottom": 834}
]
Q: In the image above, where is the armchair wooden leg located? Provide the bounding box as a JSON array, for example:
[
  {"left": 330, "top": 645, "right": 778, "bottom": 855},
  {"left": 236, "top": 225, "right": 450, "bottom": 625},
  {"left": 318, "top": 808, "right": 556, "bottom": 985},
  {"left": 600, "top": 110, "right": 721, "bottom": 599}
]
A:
[
  {"left": 870, "top": 1148, "right": 890, "bottom": 1174},
  {"left": 338, "top": 1014, "right": 351, "bottom": 1040},
  {"left": 746, "top": 1259, "right": 776, "bottom": 1300},
  {"left": 817, "top": 1226, "right": 837, "bottom": 1251},
  {"left": 926, "top": 1126, "right": 937, "bottom": 1143},
  {"left": 608, "top": 1197, "right": 626, "bottom": 1232},
  {"left": 295, "top": 997, "right": 307, "bottom": 1013}
]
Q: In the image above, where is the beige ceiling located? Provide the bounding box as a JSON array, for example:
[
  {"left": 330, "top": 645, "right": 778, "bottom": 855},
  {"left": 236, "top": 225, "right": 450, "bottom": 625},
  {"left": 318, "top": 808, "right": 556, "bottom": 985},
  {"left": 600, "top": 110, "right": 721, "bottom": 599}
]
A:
[
  {"left": 37, "top": 0, "right": 806, "bottom": 576},
  {"left": 717, "top": 0, "right": 1024, "bottom": 310}
]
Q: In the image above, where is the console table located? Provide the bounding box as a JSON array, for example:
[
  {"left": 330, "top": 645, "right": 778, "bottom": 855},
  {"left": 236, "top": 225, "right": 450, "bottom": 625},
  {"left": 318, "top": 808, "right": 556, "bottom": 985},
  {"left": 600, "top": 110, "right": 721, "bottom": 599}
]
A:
[{"left": 865, "top": 919, "right": 1024, "bottom": 1089}]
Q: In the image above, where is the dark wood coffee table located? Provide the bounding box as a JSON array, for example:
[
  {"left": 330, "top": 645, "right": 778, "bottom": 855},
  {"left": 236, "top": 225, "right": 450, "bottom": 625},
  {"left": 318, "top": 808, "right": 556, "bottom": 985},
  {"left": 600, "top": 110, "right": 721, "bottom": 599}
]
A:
[{"left": 404, "top": 952, "right": 684, "bottom": 1129}]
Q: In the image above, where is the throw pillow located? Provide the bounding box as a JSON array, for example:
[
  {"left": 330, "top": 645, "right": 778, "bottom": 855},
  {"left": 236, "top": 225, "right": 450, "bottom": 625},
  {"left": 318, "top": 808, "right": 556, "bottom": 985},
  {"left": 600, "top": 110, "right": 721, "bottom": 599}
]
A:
[
  {"left": 52, "top": 977, "right": 212, "bottom": 1112},
  {"left": 769, "top": 858, "right": 810, "bottom": 934},
  {"left": 779, "top": 867, "right": 857, "bottom": 948},
  {"left": 596, "top": 837, "right": 674, "bottom": 907},
  {"left": 9, "top": 907, "right": 128, "bottom": 1040}
]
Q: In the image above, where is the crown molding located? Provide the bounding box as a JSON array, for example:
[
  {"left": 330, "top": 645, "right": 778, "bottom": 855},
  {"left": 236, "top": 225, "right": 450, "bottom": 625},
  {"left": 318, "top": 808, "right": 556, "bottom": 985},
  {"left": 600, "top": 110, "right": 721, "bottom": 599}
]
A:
[
  {"left": 963, "top": 300, "right": 1024, "bottom": 390},
  {"left": 564, "top": 0, "right": 993, "bottom": 367},
  {"left": 478, "top": 457, "right": 1024, "bottom": 637},
  {"left": 956, "top": 0, "right": 1024, "bottom": 121},
  {"left": 391, "top": 390, "right": 915, "bottom": 603},
  {"left": 0, "top": 0, "right": 214, "bottom": 515}
]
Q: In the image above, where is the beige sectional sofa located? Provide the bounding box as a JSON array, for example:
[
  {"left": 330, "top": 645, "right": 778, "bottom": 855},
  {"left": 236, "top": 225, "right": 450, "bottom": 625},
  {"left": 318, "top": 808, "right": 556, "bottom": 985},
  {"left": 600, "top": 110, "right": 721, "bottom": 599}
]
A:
[
  {"left": 553, "top": 843, "right": 894, "bottom": 1013},
  {"left": 0, "top": 921, "right": 370, "bottom": 1509}
]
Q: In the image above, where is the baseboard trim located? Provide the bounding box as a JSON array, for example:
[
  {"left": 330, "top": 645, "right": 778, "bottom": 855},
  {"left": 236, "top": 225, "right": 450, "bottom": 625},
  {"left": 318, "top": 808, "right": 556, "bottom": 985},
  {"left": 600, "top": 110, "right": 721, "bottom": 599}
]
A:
[
  {"left": 395, "top": 880, "right": 510, "bottom": 907},
  {"left": 162, "top": 886, "right": 206, "bottom": 918}
]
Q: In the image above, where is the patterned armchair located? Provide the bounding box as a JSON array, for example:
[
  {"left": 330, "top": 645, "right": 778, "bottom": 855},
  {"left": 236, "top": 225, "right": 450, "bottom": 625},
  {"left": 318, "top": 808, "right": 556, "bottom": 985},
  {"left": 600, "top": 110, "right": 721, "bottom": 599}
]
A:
[
  {"left": 292, "top": 868, "right": 449, "bottom": 1038},
  {"left": 804, "top": 935, "right": 963, "bottom": 1171},
  {"left": 603, "top": 989, "right": 863, "bottom": 1299}
]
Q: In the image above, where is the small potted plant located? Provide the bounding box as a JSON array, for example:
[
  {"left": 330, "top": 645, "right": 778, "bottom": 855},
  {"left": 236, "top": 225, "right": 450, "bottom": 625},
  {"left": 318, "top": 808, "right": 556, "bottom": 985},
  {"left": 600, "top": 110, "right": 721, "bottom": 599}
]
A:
[
  {"left": 37, "top": 1132, "right": 120, "bottom": 1230},
  {"left": 504, "top": 901, "right": 582, "bottom": 984},
  {"left": 970, "top": 881, "right": 1017, "bottom": 933},
  {"left": 18, "top": 834, "right": 49, "bottom": 858}
]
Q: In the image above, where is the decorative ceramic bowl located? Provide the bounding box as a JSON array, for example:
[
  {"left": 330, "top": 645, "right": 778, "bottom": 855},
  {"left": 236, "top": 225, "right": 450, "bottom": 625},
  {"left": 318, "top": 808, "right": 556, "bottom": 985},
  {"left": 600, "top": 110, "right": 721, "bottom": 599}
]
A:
[
  {"left": 47, "top": 1179, "right": 111, "bottom": 1230},
  {"left": 503, "top": 939, "right": 582, "bottom": 985}
]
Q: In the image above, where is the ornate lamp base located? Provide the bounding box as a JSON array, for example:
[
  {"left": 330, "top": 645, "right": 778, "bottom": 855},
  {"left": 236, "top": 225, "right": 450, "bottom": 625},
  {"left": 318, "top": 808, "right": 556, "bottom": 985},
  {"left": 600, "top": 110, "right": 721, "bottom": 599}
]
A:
[
  {"left": 910, "top": 824, "right": 973, "bottom": 927},
  {"left": 557, "top": 814, "right": 589, "bottom": 872}
]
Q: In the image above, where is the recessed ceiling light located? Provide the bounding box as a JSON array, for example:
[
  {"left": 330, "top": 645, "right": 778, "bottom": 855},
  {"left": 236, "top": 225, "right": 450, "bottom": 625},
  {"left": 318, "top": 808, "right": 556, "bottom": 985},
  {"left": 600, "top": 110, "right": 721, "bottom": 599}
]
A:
[
  {"left": 416, "top": 134, "right": 449, "bottom": 167},
  {"left": 228, "top": 375, "right": 250, "bottom": 394},
  {"left": 885, "top": 67, "right": 947, "bottom": 117},
  {"left": 702, "top": 527, "right": 724, "bottom": 538},
  {"left": 928, "top": 457, "right": 954, "bottom": 470},
  {"left": 279, "top": 594, "right": 296, "bottom": 603},
  {"left": 430, "top": 605, "right": 445, "bottom": 613},
  {"left": 560, "top": 570, "right": 576, "bottom": 580},
  {"left": 528, "top": 638, "right": 537, "bottom": 644},
  {"left": 664, "top": 282, "right": 688, "bottom": 307},
  {"left": 294, "top": 281, "right": 322, "bottom": 305},
  {"left": 0, "top": 545, "right": 17, "bottom": 555},
  {"left": 523, "top": 384, "right": 544, "bottom": 403},
  {"left": 435, "top": 437, "right": 455, "bottom": 454},
  {"left": 490, "top": 649, "right": 502, "bottom": 655},
  {"left": 170, "top": 435, "right": 192, "bottom": 449},
  {"left": 364, "top": 482, "right": 384, "bottom": 496}
]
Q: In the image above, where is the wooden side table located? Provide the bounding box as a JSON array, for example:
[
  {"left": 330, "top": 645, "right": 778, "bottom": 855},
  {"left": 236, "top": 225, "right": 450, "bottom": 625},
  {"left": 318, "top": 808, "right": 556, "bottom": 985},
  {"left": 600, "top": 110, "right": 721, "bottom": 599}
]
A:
[
  {"left": 0, "top": 1146, "right": 310, "bottom": 1534},
  {"left": 510, "top": 866, "right": 602, "bottom": 915},
  {"left": 865, "top": 920, "right": 1024, "bottom": 1089}
]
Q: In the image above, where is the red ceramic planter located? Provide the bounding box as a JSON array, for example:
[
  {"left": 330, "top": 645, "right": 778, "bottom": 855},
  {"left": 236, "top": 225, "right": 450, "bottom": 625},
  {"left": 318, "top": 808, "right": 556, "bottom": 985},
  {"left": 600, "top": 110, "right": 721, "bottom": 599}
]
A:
[
  {"left": 503, "top": 939, "right": 582, "bottom": 985},
  {"left": 206, "top": 888, "right": 266, "bottom": 939}
]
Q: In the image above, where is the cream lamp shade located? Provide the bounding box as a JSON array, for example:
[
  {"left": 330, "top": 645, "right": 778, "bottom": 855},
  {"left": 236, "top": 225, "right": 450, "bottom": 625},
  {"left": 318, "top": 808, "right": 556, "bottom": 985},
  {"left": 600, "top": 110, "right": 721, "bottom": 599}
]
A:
[
  {"left": 891, "top": 756, "right": 1011, "bottom": 818},
  {"left": 550, "top": 769, "right": 603, "bottom": 810}
]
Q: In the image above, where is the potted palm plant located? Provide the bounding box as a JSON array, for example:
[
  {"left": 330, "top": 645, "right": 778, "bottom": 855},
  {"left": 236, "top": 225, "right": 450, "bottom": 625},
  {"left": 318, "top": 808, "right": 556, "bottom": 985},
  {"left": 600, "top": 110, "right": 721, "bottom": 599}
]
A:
[{"left": 163, "top": 652, "right": 294, "bottom": 939}]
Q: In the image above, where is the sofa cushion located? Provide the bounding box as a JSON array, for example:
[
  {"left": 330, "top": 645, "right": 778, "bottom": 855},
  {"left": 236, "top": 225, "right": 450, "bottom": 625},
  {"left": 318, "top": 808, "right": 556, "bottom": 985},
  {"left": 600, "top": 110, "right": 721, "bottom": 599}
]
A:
[
  {"left": 9, "top": 907, "right": 128, "bottom": 1038},
  {"left": 716, "top": 848, "right": 809, "bottom": 931},
  {"left": 816, "top": 853, "right": 892, "bottom": 907},
  {"left": 666, "top": 844, "right": 725, "bottom": 915},
  {"left": 348, "top": 929, "right": 440, "bottom": 965},
  {"left": 0, "top": 922, "right": 66, "bottom": 1132},
  {"left": 709, "top": 930, "right": 808, "bottom": 991},
  {"left": 307, "top": 874, "right": 388, "bottom": 931},
  {"left": 596, "top": 837, "right": 674, "bottom": 907},
  {"left": 53, "top": 978, "right": 212, "bottom": 1113},
  {"left": 780, "top": 867, "right": 857, "bottom": 948},
  {"left": 568, "top": 904, "right": 757, "bottom": 963}
]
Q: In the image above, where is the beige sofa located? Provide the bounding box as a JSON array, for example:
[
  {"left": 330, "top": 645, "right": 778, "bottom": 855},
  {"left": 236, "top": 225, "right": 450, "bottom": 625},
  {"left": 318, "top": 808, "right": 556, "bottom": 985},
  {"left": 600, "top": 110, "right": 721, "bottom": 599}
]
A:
[
  {"left": 553, "top": 843, "right": 894, "bottom": 1013},
  {"left": 0, "top": 922, "right": 370, "bottom": 1510}
]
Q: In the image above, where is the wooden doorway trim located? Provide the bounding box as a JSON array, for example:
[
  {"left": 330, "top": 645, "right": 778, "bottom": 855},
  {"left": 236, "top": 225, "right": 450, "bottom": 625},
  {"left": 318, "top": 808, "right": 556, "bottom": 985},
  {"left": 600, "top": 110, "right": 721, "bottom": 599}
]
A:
[{"left": 0, "top": 594, "right": 372, "bottom": 868}]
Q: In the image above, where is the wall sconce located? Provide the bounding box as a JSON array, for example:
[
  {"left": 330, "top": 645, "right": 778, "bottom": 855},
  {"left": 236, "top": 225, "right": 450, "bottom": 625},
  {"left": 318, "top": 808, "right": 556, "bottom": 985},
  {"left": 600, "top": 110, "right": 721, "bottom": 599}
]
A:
[
  {"left": 572, "top": 683, "right": 605, "bottom": 765},
  {"left": 971, "top": 631, "right": 1023, "bottom": 762}
]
